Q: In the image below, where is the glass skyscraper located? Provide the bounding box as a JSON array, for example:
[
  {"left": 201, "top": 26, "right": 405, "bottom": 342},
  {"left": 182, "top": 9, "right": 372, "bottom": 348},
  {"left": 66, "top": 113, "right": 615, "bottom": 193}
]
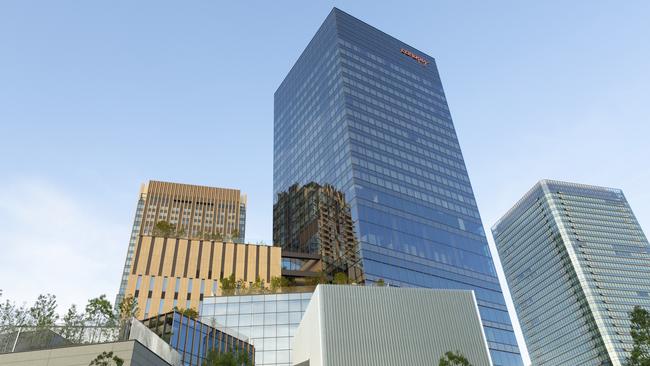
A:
[
  {"left": 492, "top": 180, "right": 650, "bottom": 366},
  {"left": 274, "top": 8, "right": 522, "bottom": 365}
]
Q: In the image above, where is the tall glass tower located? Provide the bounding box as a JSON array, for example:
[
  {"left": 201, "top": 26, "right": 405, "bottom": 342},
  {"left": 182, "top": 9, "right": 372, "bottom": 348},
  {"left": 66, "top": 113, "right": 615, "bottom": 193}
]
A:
[
  {"left": 274, "top": 8, "right": 522, "bottom": 365},
  {"left": 492, "top": 180, "right": 650, "bottom": 366}
]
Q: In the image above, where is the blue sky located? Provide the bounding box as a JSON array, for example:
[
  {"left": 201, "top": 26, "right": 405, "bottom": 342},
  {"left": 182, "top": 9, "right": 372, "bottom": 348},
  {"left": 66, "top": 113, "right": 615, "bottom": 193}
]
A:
[{"left": 1, "top": 1, "right": 649, "bottom": 363}]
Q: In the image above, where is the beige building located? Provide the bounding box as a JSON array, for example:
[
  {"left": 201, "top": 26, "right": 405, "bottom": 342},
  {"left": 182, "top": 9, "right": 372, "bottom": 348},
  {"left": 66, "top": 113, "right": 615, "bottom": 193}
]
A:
[
  {"left": 125, "top": 237, "right": 281, "bottom": 319},
  {"left": 138, "top": 180, "right": 247, "bottom": 238},
  {"left": 117, "top": 180, "right": 260, "bottom": 314}
]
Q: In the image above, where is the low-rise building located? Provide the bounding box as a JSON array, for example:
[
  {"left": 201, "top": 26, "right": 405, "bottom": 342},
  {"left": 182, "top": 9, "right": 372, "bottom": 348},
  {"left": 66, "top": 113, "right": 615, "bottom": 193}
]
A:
[
  {"left": 0, "top": 340, "right": 172, "bottom": 366},
  {"left": 293, "top": 285, "right": 493, "bottom": 366},
  {"left": 125, "top": 237, "right": 281, "bottom": 318},
  {"left": 200, "top": 287, "right": 315, "bottom": 366},
  {"left": 140, "top": 310, "right": 254, "bottom": 366}
]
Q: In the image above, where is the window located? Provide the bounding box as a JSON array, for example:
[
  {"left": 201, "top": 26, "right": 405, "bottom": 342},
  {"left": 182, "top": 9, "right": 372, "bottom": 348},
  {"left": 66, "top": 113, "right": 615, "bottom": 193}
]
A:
[
  {"left": 148, "top": 277, "right": 155, "bottom": 298},
  {"left": 135, "top": 275, "right": 142, "bottom": 297},
  {"left": 162, "top": 277, "right": 168, "bottom": 298},
  {"left": 144, "top": 298, "right": 151, "bottom": 318}
]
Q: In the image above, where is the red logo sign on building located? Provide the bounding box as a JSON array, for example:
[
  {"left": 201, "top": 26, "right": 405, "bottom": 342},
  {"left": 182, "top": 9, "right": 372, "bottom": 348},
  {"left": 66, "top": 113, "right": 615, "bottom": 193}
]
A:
[{"left": 400, "top": 48, "right": 429, "bottom": 65}]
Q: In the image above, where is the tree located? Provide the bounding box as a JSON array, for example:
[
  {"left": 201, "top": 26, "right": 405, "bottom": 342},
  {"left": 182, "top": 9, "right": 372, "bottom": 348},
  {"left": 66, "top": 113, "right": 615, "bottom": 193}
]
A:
[
  {"left": 0, "top": 297, "right": 28, "bottom": 328},
  {"left": 270, "top": 276, "right": 290, "bottom": 291},
  {"left": 235, "top": 279, "right": 247, "bottom": 294},
  {"left": 439, "top": 351, "right": 471, "bottom": 366},
  {"left": 220, "top": 273, "right": 237, "bottom": 295},
  {"left": 61, "top": 304, "right": 86, "bottom": 343},
  {"left": 85, "top": 295, "right": 115, "bottom": 326},
  {"left": 202, "top": 349, "right": 252, "bottom": 366},
  {"left": 306, "top": 271, "right": 329, "bottom": 286},
  {"left": 250, "top": 277, "right": 266, "bottom": 293},
  {"left": 230, "top": 230, "right": 240, "bottom": 240},
  {"left": 28, "top": 294, "right": 58, "bottom": 327},
  {"left": 332, "top": 272, "right": 349, "bottom": 285},
  {"left": 117, "top": 295, "right": 139, "bottom": 321},
  {"left": 173, "top": 306, "right": 199, "bottom": 319},
  {"left": 375, "top": 279, "right": 386, "bottom": 286},
  {"left": 626, "top": 306, "right": 650, "bottom": 366},
  {"left": 152, "top": 221, "right": 175, "bottom": 237},
  {"left": 89, "top": 351, "right": 124, "bottom": 366},
  {"left": 85, "top": 295, "right": 115, "bottom": 343}
]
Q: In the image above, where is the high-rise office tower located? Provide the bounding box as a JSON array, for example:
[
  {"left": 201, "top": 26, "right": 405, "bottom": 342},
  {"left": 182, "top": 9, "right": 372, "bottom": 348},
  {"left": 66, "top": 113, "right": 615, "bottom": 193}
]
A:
[
  {"left": 492, "top": 180, "right": 650, "bottom": 366},
  {"left": 274, "top": 8, "right": 522, "bottom": 365},
  {"left": 273, "top": 182, "right": 363, "bottom": 282},
  {"left": 116, "top": 180, "right": 250, "bottom": 308}
]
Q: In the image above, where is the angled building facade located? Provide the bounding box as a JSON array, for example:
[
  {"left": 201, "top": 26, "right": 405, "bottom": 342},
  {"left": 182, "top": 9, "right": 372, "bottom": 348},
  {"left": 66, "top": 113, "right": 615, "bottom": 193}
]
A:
[
  {"left": 273, "top": 8, "right": 521, "bottom": 365},
  {"left": 492, "top": 180, "right": 650, "bottom": 365}
]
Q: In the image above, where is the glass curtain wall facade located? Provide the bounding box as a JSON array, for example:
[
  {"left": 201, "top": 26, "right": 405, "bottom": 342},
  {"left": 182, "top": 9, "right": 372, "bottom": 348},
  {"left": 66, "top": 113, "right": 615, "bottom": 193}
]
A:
[
  {"left": 200, "top": 291, "right": 313, "bottom": 366},
  {"left": 141, "top": 311, "right": 255, "bottom": 366},
  {"left": 274, "top": 8, "right": 521, "bottom": 365},
  {"left": 492, "top": 180, "right": 650, "bottom": 366},
  {"left": 273, "top": 182, "right": 363, "bottom": 281},
  {"left": 117, "top": 186, "right": 146, "bottom": 306}
]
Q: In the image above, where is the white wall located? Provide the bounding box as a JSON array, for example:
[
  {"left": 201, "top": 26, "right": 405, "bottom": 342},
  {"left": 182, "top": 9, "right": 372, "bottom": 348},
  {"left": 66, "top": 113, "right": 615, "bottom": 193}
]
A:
[
  {"left": 292, "top": 285, "right": 492, "bottom": 366},
  {"left": 292, "top": 287, "right": 323, "bottom": 366}
]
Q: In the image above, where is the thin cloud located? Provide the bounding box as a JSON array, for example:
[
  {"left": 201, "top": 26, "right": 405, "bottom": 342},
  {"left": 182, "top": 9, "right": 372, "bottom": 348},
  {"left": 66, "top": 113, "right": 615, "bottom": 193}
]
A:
[{"left": 0, "top": 179, "right": 125, "bottom": 314}]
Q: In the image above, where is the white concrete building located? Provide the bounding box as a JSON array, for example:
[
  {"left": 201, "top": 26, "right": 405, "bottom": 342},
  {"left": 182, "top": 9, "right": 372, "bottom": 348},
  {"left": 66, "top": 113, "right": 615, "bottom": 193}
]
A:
[{"left": 292, "top": 285, "right": 492, "bottom": 366}]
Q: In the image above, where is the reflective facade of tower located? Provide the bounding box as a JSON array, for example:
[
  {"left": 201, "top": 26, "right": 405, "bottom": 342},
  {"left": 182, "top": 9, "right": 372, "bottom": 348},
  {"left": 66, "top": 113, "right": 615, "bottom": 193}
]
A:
[
  {"left": 492, "top": 180, "right": 650, "bottom": 366},
  {"left": 274, "top": 8, "right": 522, "bottom": 365},
  {"left": 273, "top": 182, "right": 363, "bottom": 282}
]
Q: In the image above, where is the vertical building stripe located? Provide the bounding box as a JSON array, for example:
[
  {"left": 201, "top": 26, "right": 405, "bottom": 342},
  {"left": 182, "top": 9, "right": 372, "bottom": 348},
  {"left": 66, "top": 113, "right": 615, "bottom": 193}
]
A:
[
  {"left": 244, "top": 245, "right": 249, "bottom": 281},
  {"left": 183, "top": 240, "right": 191, "bottom": 278},
  {"left": 144, "top": 237, "right": 156, "bottom": 275},
  {"left": 171, "top": 238, "right": 179, "bottom": 276},
  {"left": 197, "top": 240, "right": 203, "bottom": 278},
  {"left": 255, "top": 245, "right": 260, "bottom": 279},
  {"left": 267, "top": 246, "right": 271, "bottom": 280},
  {"left": 220, "top": 242, "right": 226, "bottom": 279},
  {"left": 208, "top": 241, "right": 215, "bottom": 279},
  {"left": 158, "top": 238, "right": 168, "bottom": 277},
  {"left": 131, "top": 236, "right": 143, "bottom": 274},
  {"left": 232, "top": 242, "right": 238, "bottom": 276}
]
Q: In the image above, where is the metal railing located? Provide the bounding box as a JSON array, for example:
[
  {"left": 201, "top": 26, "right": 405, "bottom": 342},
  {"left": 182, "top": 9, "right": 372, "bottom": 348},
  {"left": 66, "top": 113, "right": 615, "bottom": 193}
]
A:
[
  {"left": 0, "top": 323, "right": 127, "bottom": 354},
  {"left": 217, "top": 285, "right": 317, "bottom": 297}
]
